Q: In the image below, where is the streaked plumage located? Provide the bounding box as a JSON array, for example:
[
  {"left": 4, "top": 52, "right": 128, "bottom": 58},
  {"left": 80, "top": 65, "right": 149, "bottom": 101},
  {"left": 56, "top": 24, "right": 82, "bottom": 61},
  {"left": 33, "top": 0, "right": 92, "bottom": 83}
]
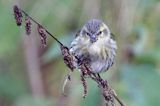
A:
[{"left": 69, "top": 19, "right": 117, "bottom": 73}]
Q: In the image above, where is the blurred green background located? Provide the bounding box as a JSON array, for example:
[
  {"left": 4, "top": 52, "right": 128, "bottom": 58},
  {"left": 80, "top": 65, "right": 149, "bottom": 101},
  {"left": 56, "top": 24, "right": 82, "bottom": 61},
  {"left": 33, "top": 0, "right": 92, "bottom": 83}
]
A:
[{"left": 0, "top": 0, "right": 160, "bottom": 106}]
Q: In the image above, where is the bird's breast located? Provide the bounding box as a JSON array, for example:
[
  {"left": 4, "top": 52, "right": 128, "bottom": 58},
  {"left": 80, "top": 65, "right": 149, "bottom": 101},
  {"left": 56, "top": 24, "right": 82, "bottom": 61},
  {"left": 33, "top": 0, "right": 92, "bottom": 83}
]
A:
[
  {"left": 70, "top": 36, "right": 116, "bottom": 73},
  {"left": 88, "top": 39, "right": 109, "bottom": 60}
]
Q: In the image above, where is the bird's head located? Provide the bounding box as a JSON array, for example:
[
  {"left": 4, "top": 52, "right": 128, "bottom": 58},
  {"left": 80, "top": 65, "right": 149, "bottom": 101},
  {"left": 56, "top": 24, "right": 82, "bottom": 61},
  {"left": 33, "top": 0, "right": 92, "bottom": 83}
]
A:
[{"left": 80, "top": 19, "right": 111, "bottom": 44}]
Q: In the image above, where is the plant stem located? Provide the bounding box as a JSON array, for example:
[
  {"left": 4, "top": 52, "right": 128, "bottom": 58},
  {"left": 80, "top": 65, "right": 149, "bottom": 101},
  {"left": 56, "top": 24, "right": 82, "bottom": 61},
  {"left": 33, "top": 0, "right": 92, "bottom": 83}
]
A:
[
  {"left": 112, "top": 93, "right": 125, "bottom": 106},
  {"left": 19, "top": 8, "right": 64, "bottom": 46}
]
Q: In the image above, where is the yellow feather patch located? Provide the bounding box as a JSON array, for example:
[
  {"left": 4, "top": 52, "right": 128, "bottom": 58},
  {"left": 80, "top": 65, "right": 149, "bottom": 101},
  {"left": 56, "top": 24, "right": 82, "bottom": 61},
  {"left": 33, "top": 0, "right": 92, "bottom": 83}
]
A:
[{"left": 101, "top": 47, "right": 108, "bottom": 60}]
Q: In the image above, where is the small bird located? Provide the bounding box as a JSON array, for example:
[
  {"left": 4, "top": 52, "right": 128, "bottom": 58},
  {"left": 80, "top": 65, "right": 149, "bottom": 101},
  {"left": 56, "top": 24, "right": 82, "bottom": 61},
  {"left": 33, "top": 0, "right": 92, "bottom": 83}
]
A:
[{"left": 69, "top": 19, "right": 117, "bottom": 73}]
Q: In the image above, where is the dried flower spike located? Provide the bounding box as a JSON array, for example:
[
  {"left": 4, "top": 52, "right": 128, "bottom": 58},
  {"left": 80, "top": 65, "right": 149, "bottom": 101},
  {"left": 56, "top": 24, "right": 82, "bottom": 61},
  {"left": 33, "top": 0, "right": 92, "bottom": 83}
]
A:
[
  {"left": 81, "top": 73, "right": 87, "bottom": 98},
  {"left": 60, "top": 45, "right": 76, "bottom": 71},
  {"left": 103, "top": 88, "right": 115, "bottom": 106},
  {"left": 13, "top": 5, "right": 23, "bottom": 26},
  {"left": 37, "top": 25, "right": 47, "bottom": 46},
  {"left": 25, "top": 16, "right": 31, "bottom": 35}
]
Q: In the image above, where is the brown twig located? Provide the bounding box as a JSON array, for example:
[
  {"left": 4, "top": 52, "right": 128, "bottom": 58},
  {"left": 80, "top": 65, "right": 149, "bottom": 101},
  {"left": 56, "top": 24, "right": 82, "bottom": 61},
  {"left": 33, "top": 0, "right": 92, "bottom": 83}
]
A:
[
  {"left": 113, "top": 93, "right": 125, "bottom": 106},
  {"left": 19, "top": 8, "right": 64, "bottom": 46}
]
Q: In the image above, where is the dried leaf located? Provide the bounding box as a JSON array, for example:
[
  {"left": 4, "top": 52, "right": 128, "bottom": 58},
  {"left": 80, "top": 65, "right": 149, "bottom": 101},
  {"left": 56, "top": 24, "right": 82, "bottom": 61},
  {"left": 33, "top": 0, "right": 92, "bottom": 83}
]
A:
[{"left": 62, "top": 74, "right": 71, "bottom": 96}]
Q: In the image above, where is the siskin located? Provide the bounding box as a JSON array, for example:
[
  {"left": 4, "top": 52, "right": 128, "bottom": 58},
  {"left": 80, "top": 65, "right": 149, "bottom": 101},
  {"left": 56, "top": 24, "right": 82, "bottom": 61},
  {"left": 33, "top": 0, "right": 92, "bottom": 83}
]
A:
[{"left": 69, "top": 19, "right": 117, "bottom": 73}]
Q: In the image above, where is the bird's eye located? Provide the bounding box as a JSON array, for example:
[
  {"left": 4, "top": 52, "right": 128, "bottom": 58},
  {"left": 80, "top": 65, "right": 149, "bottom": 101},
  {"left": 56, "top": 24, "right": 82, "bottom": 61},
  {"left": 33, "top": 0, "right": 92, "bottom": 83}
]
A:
[
  {"left": 97, "top": 31, "right": 102, "bottom": 35},
  {"left": 86, "top": 32, "right": 90, "bottom": 36}
]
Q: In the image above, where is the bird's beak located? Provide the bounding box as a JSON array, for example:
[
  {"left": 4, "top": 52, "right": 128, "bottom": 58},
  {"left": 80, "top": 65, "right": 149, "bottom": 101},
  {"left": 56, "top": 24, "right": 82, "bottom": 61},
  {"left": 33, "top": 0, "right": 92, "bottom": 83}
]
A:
[{"left": 90, "top": 34, "right": 97, "bottom": 43}]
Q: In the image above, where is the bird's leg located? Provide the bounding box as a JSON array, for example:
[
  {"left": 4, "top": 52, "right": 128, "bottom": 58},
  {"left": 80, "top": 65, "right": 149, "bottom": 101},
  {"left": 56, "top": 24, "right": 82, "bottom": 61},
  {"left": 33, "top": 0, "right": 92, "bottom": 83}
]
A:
[
  {"left": 97, "top": 73, "right": 101, "bottom": 79},
  {"left": 97, "top": 73, "right": 103, "bottom": 82}
]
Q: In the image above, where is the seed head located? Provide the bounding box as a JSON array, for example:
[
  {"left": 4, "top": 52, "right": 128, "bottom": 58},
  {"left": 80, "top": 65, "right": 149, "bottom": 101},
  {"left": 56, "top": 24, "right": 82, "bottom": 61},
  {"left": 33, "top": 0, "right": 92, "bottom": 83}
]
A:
[
  {"left": 37, "top": 25, "right": 47, "bottom": 47},
  {"left": 13, "top": 5, "right": 23, "bottom": 26},
  {"left": 25, "top": 16, "right": 31, "bottom": 35},
  {"left": 60, "top": 45, "right": 76, "bottom": 71}
]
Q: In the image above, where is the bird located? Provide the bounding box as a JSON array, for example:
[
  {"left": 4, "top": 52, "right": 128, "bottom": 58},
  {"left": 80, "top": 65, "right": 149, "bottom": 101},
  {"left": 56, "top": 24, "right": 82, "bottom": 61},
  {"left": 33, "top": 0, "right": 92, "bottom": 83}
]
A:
[{"left": 69, "top": 19, "right": 117, "bottom": 74}]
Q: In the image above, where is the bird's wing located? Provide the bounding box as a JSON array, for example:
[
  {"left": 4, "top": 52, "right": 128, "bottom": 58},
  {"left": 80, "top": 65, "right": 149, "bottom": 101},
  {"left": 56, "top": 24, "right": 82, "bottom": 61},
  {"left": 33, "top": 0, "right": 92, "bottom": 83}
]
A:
[
  {"left": 75, "top": 29, "right": 81, "bottom": 37},
  {"left": 70, "top": 29, "right": 91, "bottom": 66},
  {"left": 110, "top": 33, "right": 116, "bottom": 41}
]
